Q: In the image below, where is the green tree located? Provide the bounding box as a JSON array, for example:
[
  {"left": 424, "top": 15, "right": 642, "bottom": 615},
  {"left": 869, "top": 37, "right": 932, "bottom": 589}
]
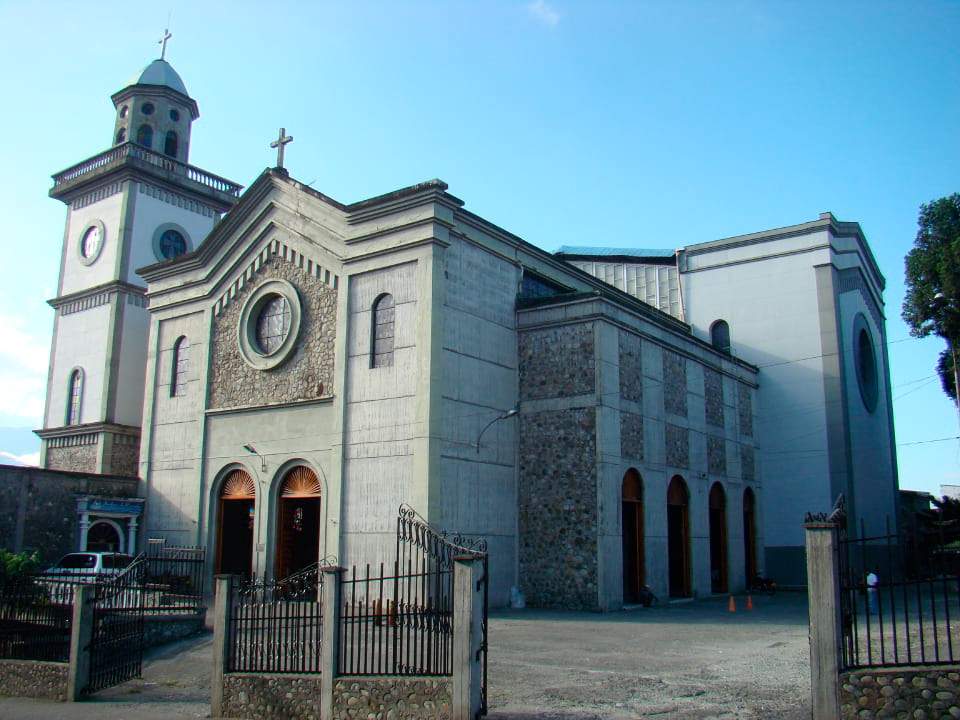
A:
[{"left": 902, "top": 193, "right": 960, "bottom": 401}]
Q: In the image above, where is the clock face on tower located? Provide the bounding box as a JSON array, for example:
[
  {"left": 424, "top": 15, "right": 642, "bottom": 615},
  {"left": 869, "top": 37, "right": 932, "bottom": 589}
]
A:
[{"left": 77, "top": 221, "right": 106, "bottom": 265}]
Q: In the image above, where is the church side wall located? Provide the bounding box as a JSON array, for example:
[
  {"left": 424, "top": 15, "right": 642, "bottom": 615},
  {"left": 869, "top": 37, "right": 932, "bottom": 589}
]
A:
[
  {"left": 59, "top": 190, "right": 125, "bottom": 297},
  {"left": 436, "top": 237, "right": 520, "bottom": 608},
  {"left": 341, "top": 261, "right": 421, "bottom": 570}
]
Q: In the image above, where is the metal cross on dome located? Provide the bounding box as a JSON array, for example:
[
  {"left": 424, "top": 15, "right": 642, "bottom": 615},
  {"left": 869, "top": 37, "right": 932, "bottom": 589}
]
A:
[
  {"left": 271, "top": 128, "right": 294, "bottom": 170},
  {"left": 158, "top": 28, "right": 172, "bottom": 60}
]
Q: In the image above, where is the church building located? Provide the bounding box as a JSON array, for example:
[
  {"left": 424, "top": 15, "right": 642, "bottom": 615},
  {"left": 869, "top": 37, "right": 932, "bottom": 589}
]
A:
[{"left": 36, "top": 54, "right": 899, "bottom": 609}]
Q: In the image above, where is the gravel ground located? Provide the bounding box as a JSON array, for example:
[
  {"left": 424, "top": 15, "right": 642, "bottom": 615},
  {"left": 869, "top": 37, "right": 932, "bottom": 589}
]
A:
[{"left": 0, "top": 593, "right": 811, "bottom": 719}]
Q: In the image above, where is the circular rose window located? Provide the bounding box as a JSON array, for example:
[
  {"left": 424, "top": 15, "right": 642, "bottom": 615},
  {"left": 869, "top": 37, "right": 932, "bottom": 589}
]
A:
[
  {"left": 853, "top": 314, "right": 879, "bottom": 413},
  {"left": 237, "top": 279, "right": 302, "bottom": 370}
]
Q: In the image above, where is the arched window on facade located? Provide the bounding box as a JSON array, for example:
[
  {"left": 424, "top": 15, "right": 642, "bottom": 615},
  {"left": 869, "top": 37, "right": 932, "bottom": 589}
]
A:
[
  {"left": 171, "top": 336, "right": 189, "bottom": 397},
  {"left": 164, "top": 130, "right": 178, "bottom": 158},
  {"left": 371, "top": 293, "right": 395, "bottom": 368},
  {"left": 115, "top": 128, "right": 126, "bottom": 144},
  {"left": 621, "top": 469, "right": 645, "bottom": 603},
  {"left": 709, "top": 482, "right": 728, "bottom": 594},
  {"left": 66, "top": 369, "right": 83, "bottom": 425},
  {"left": 667, "top": 475, "right": 691, "bottom": 598},
  {"left": 136, "top": 124, "right": 153, "bottom": 149},
  {"left": 743, "top": 487, "right": 758, "bottom": 585},
  {"left": 710, "top": 320, "right": 731, "bottom": 354}
]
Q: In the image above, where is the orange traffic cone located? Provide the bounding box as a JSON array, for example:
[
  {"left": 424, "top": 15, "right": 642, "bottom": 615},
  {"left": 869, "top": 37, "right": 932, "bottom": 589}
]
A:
[
  {"left": 746, "top": 595, "right": 754, "bottom": 611},
  {"left": 728, "top": 595, "right": 736, "bottom": 612}
]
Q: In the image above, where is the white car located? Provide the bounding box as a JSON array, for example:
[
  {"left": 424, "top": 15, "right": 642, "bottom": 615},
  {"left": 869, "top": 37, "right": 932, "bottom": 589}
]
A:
[{"left": 42, "top": 553, "right": 135, "bottom": 604}]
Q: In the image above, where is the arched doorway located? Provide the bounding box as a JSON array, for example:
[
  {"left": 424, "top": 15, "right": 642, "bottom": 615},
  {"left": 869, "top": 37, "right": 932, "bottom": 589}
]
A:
[
  {"left": 87, "top": 521, "right": 122, "bottom": 553},
  {"left": 274, "top": 466, "right": 321, "bottom": 579},
  {"left": 216, "top": 469, "right": 256, "bottom": 577},
  {"left": 621, "top": 469, "right": 645, "bottom": 603},
  {"left": 667, "top": 476, "right": 691, "bottom": 598},
  {"left": 709, "top": 483, "right": 728, "bottom": 593},
  {"left": 743, "top": 488, "right": 758, "bottom": 586}
]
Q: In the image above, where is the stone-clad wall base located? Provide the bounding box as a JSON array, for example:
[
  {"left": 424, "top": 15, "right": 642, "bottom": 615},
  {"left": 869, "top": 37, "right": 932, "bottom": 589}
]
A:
[
  {"left": 840, "top": 666, "right": 960, "bottom": 719},
  {"left": 221, "top": 673, "right": 322, "bottom": 719},
  {"left": 0, "top": 659, "right": 68, "bottom": 700},
  {"left": 332, "top": 676, "right": 453, "bottom": 720},
  {"left": 143, "top": 614, "right": 206, "bottom": 649}
]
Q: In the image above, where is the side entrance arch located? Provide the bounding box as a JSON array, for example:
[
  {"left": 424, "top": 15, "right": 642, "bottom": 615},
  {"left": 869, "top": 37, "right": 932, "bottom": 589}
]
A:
[
  {"left": 621, "top": 469, "right": 645, "bottom": 604},
  {"left": 216, "top": 469, "right": 256, "bottom": 577},
  {"left": 743, "top": 487, "right": 758, "bottom": 585},
  {"left": 86, "top": 520, "right": 123, "bottom": 553},
  {"left": 274, "top": 466, "right": 322, "bottom": 579},
  {"left": 709, "top": 482, "right": 728, "bottom": 594},
  {"left": 667, "top": 475, "right": 691, "bottom": 598}
]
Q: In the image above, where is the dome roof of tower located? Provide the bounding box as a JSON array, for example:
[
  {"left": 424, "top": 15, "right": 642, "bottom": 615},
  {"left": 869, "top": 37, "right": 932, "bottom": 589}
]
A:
[{"left": 124, "top": 59, "right": 189, "bottom": 97}]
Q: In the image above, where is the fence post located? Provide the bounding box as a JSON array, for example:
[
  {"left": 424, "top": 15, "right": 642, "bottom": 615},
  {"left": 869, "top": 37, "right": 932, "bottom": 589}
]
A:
[
  {"left": 804, "top": 521, "right": 842, "bottom": 720},
  {"left": 453, "top": 554, "right": 483, "bottom": 720},
  {"left": 210, "top": 574, "right": 233, "bottom": 719},
  {"left": 320, "top": 565, "right": 343, "bottom": 720},
  {"left": 66, "top": 584, "right": 94, "bottom": 701}
]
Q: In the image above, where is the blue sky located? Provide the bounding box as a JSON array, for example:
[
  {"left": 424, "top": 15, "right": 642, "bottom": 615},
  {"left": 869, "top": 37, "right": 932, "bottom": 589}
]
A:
[{"left": 0, "top": 1, "right": 957, "bottom": 495}]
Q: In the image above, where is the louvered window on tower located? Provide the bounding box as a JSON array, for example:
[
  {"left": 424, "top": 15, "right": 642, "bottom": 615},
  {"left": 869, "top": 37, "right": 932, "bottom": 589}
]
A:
[
  {"left": 66, "top": 369, "right": 83, "bottom": 425},
  {"left": 171, "top": 336, "right": 189, "bottom": 397},
  {"left": 371, "top": 293, "right": 395, "bottom": 368}
]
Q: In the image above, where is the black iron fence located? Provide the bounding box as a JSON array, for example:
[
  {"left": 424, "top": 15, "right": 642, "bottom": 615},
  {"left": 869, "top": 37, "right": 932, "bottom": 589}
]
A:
[
  {"left": 338, "top": 561, "right": 453, "bottom": 676},
  {"left": 85, "top": 558, "right": 147, "bottom": 694},
  {"left": 0, "top": 576, "right": 73, "bottom": 662},
  {"left": 839, "top": 518, "right": 960, "bottom": 670},
  {"left": 227, "top": 563, "right": 324, "bottom": 673},
  {"left": 143, "top": 545, "right": 205, "bottom": 614}
]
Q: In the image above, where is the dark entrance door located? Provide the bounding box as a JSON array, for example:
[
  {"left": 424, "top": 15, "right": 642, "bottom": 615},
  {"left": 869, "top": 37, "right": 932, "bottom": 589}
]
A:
[
  {"left": 667, "top": 475, "right": 690, "bottom": 598},
  {"left": 87, "top": 521, "right": 121, "bottom": 552},
  {"left": 216, "top": 470, "right": 255, "bottom": 577},
  {"left": 621, "top": 469, "right": 644, "bottom": 603},
  {"left": 274, "top": 467, "right": 322, "bottom": 579},
  {"left": 709, "top": 482, "right": 728, "bottom": 594},
  {"left": 743, "top": 487, "right": 757, "bottom": 585}
]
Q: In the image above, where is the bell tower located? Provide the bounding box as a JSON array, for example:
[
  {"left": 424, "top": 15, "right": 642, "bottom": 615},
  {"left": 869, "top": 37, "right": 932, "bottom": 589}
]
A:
[{"left": 37, "top": 50, "right": 242, "bottom": 476}]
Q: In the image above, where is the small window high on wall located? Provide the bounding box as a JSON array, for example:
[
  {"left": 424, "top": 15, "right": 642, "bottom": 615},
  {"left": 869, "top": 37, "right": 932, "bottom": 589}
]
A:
[
  {"left": 66, "top": 369, "right": 83, "bottom": 425},
  {"left": 136, "top": 124, "right": 153, "bottom": 149},
  {"left": 371, "top": 293, "right": 395, "bottom": 368},
  {"left": 710, "top": 320, "right": 731, "bottom": 354},
  {"left": 171, "top": 336, "right": 189, "bottom": 397},
  {"left": 164, "top": 130, "right": 178, "bottom": 158}
]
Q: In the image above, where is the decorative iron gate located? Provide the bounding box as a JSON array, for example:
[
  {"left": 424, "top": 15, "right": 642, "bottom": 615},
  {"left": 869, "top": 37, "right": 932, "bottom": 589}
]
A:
[
  {"left": 395, "top": 505, "right": 489, "bottom": 717},
  {"left": 84, "top": 558, "right": 146, "bottom": 694}
]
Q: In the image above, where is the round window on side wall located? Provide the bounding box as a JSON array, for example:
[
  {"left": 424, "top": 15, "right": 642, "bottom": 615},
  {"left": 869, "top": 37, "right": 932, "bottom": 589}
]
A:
[
  {"left": 151, "top": 224, "right": 192, "bottom": 262},
  {"left": 236, "top": 279, "right": 303, "bottom": 371},
  {"left": 853, "top": 313, "right": 879, "bottom": 413},
  {"left": 77, "top": 220, "right": 106, "bottom": 265}
]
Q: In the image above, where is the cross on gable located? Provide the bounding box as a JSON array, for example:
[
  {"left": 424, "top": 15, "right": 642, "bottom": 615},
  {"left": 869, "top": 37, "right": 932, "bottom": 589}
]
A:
[
  {"left": 158, "top": 28, "right": 172, "bottom": 60},
  {"left": 270, "top": 128, "right": 294, "bottom": 170}
]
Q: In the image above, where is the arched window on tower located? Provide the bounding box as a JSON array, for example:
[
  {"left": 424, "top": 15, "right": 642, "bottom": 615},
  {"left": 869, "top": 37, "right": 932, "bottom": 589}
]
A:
[
  {"left": 371, "top": 293, "right": 395, "bottom": 368},
  {"left": 171, "top": 336, "right": 189, "bottom": 397},
  {"left": 66, "top": 369, "right": 83, "bottom": 425},
  {"left": 710, "top": 320, "right": 731, "bottom": 354},
  {"left": 115, "top": 128, "right": 126, "bottom": 145},
  {"left": 164, "top": 130, "right": 178, "bottom": 158},
  {"left": 136, "top": 124, "right": 153, "bottom": 149}
]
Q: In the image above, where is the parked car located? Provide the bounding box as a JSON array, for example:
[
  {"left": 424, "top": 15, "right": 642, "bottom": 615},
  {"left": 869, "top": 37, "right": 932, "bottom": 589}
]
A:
[{"left": 42, "top": 553, "right": 135, "bottom": 604}]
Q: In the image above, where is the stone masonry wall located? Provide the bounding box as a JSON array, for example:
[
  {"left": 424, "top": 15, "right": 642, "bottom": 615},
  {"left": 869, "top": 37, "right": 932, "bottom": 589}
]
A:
[
  {"left": 221, "top": 673, "right": 323, "bottom": 720},
  {"left": 0, "top": 466, "right": 137, "bottom": 564},
  {"left": 618, "top": 330, "right": 643, "bottom": 403},
  {"left": 665, "top": 423, "right": 689, "bottom": 469},
  {"left": 107, "top": 434, "right": 139, "bottom": 477},
  {"left": 519, "top": 407, "right": 598, "bottom": 609},
  {"left": 519, "top": 323, "right": 595, "bottom": 401},
  {"left": 737, "top": 382, "right": 753, "bottom": 437},
  {"left": 0, "top": 659, "right": 68, "bottom": 700},
  {"left": 707, "top": 435, "right": 726, "bottom": 476},
  {"left": 840, "top": 666, "right": 960, "bottom": 719},
  {"left": 740, "top": 444, "right": 755, "bottom": 482},
  {"left": 46, "top": 441, "right": 98, "bottom": 474},
  {"left": 332, "top": 676, "right": 453, "bottom": 720},
  {"left": 209, "top": 255, "right": 337, "bottom": 409},
  {"left": 620, "top": 412, "right": 644, "bottom": 461},
  {"left": 663, "top": 350, "right": 687, "bottom": 416},
  {"left": 704, "top": 368, "right": 724, "bottom": 428}
]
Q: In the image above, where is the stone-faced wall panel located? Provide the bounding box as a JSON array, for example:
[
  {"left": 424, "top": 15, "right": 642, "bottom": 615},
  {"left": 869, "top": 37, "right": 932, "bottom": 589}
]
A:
[
  {"left": 738, "top": 383, "right": 753, "bottom": 437},
  {"left": 519, "top": 323, "right": 595, "bottom": 401},
  {"left": 107, "top": 435, "right": 139, "bottom": 477},
  {"left": 209, "top": 255, "right": 337, "bottom": 409},
  {"left": 519, "top": 407, "right": 598, "bottom": 609},
  {"left": 707, "top": 435, "right": 726, "bottom": 476},
  {"left": 332, "top": 677, "right": 452, "bottom": 720},
  {"left": 840, "top": 667, "right": 960, "bottom": 720},
  {"left": 618, "top": 331, "right": 643, "bottom": 403},
  {"left": 665, "top": 423, "right": 689, "bottom": 469},
  {"left": 45, "top": 442, "right": 98, "bottom": 474},
  {"left": 704, "top": 368, "right": 724, "bottom": 428},
  {"left": 740, "top": 444, "right": 755, "bottom": 482},
  {"left": 620, "top": 412, "right": 644, "bottom": 461},
  {"left": 663, "top": 350, "right": 687, "bottom": 417}
]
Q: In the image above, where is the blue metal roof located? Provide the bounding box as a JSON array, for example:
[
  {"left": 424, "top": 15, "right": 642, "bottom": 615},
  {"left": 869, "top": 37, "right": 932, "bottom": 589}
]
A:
[{"left": 555, "top": 245, "right": 676, "bottom": 258}]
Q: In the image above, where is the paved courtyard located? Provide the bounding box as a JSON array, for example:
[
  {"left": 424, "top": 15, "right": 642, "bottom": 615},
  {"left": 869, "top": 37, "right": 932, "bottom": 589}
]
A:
[{"left": 0, "top": 593, "right": 811, "bottom": 719}]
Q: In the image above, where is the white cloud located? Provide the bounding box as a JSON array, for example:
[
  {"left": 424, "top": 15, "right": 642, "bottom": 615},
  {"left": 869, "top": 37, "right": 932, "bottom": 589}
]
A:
[
  {"left": 0, "top": 313, "right": 48, "bottom": 423},
  {"left": 0, "top": 450, "right": 40, "bottom": 467},
  {"left": 527, "top": 0, "right": 561, "bottom": 27}
]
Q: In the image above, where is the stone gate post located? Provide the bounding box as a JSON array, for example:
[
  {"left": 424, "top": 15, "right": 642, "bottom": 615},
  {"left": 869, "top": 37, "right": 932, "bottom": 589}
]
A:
[
  {"left": 319, "top": 565, "right": 343, "bottom": 720},
  {"left": 66, "top": 584, "right": 94, "bottom": 701},
  {"left": 210, "top": 574, "right": 233, "bottom": 718},
  {"left": 453, "top": 554, "right": 483, "bottom": 720},
  {"left": 804, "top": 521, "right": 842, "bottom": 720}
]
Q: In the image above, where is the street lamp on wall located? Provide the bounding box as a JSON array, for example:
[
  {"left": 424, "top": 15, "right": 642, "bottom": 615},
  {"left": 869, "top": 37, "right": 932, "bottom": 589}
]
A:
[
  {"left": 243, "top": 443, "right": 267, "bottom": 472},
  {"left": 476, "top": 406, "right": 519, "bottom": 454}
]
